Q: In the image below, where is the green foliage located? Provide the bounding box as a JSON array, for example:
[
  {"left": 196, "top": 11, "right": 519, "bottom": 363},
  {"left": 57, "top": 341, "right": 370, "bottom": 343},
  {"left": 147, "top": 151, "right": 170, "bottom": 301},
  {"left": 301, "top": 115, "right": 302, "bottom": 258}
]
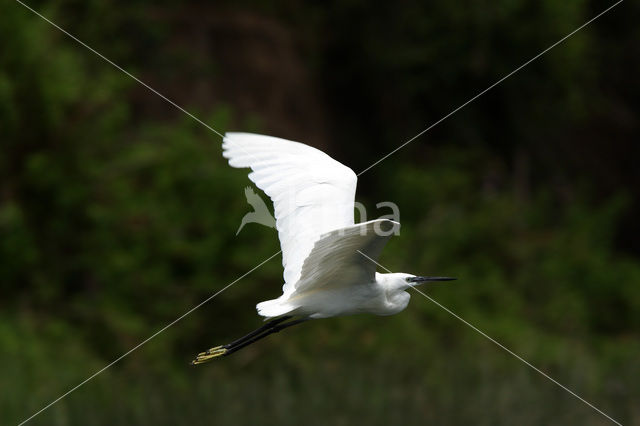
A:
[
  {"left": 1, "top": 1, "right": 638, "bottom": 425},
  {"left": 381, "top": 154, "right": 640, "bottom": 337}
]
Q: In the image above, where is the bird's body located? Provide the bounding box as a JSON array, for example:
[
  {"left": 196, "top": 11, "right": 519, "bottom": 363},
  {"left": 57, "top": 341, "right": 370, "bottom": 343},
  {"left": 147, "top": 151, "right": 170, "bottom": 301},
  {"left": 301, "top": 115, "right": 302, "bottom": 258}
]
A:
[
  {"left": 192, "top": 133, "right": 454, "bottom": 363},
  {"left": 256, "top": 220, "right": 410, "bottom": 319},
  {"left": 271, "top": 272, "right": 411, "bottom": 318}
]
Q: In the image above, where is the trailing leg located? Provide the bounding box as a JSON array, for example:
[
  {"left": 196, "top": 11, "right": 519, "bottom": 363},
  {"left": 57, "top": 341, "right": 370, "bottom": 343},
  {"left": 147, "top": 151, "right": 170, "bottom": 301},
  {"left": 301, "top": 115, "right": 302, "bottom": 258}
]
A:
[{"left": 191, "top": 316, "right": 306, "bottom": 364}]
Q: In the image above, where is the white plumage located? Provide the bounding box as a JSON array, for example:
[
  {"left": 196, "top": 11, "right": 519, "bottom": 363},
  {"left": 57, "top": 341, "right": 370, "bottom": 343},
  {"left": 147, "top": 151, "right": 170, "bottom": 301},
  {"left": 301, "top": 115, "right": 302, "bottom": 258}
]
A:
[
  {"left": 222, "top": 133, "right": 444, "bottom": 319},
  {"left": 223, "top": 133, "right": 357, "bottom": 291},
  {"left": 192, "top": 132, "right": 454, "bottom": 363}
]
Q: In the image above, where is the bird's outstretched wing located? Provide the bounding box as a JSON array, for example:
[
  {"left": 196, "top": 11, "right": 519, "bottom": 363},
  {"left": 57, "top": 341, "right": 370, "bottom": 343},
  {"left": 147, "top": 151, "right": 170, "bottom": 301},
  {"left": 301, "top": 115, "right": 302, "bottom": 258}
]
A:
[
  {"left": 222, "top": 133, "right": 357, "bottom": 294},
  {"left": 294, "top": 219, "right": 400, "bottom": 294}
]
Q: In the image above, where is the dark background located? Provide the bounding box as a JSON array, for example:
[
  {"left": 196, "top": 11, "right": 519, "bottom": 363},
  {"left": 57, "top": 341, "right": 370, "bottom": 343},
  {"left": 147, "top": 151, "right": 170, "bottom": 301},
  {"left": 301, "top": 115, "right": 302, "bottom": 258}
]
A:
[{"left": 2, "top": 0, "right": 639, "bottom": 424}]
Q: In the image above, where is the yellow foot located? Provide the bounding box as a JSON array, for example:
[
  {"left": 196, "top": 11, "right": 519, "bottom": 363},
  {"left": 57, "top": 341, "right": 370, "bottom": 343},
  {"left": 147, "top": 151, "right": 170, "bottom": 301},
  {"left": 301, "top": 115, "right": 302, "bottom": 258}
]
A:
[{"left": 191, "top": 346, "right": 228, "bottom": 365}]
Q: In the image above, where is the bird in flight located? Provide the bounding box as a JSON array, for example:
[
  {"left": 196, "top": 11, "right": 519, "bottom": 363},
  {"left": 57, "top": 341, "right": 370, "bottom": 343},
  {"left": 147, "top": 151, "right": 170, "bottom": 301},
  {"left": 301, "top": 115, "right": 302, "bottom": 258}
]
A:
[{"left": 192, "top": 133, "right": 455, "bottom": 364}]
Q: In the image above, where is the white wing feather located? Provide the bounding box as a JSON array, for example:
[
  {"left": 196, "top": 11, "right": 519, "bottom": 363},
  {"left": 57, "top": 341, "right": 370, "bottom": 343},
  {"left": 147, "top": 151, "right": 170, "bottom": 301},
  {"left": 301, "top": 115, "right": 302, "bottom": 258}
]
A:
[
  {"left": 222, "top": 132, "right": 357, "bottom": 294},
  {"left": 255, "top": 219, "right": 399, "bottom": 318},
  {"left": 295, "top": 219, "right": 399, "bottom": 294}
]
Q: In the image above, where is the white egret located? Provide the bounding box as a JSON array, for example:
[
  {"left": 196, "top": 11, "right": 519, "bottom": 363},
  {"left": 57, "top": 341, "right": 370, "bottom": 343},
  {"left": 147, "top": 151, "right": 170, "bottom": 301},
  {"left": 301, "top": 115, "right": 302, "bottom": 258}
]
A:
[{"left": 192, "top": 133, "right": 454, "bottom": 363}]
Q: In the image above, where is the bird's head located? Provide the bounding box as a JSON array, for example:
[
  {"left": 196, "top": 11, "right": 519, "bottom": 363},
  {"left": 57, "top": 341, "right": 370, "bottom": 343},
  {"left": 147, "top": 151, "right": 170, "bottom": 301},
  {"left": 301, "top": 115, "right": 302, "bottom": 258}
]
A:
[
  {"left": 379, "top": 272, "right": 456, "bottom": 292},
  {"left": 375, "top": 273, "right": 454, "bottom": 315}
]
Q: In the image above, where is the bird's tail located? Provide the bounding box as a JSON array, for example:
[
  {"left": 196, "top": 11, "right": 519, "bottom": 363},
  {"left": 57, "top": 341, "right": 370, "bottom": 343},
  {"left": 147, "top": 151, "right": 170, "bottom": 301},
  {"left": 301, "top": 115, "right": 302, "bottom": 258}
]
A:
[{"left": 256, "top": 298, "right": 295, "bottom": 318}]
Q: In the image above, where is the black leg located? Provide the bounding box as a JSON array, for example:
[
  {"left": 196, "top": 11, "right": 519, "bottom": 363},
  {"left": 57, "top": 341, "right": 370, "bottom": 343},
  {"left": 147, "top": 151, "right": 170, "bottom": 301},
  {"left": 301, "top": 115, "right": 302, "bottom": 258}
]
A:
[
  {"left": 225, "top": 316, "right": 292, "bottom": 349},
  {"left": 223, "top": 318, "right": 308, "bottom": 356},
  {"left": 192, "top": 317, "right": 307, "bottom": 364}
]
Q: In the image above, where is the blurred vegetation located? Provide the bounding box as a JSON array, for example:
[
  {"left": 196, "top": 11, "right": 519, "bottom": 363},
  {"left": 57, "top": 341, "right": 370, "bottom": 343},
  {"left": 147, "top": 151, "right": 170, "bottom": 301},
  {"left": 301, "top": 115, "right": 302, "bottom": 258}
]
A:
[{"left": 1, "top": 0, "right": 639, "bottom": 425}]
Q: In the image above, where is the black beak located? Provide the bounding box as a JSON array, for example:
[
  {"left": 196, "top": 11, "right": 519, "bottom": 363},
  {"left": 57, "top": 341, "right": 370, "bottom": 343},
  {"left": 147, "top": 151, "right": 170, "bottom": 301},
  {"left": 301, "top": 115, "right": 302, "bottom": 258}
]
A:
[{"left": 407, "top": 276, "right": 456, "bottom": 283}]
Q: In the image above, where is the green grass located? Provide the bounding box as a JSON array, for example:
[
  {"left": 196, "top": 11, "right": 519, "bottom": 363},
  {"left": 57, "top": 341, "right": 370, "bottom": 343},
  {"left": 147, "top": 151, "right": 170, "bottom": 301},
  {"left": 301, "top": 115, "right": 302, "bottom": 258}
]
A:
[{"left": 4, "top": 313, "right": 638, "bottom": 425}]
